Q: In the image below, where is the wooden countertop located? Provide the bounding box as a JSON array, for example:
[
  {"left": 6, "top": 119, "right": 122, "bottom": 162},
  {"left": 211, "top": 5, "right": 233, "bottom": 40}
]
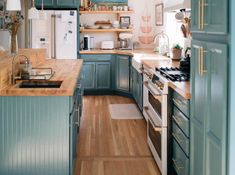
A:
[
  {"left": 142, "top": 60, "right": 191, "bottom": 100},
  {"left": 79, "top": 49, "right": 156, "bottom": 56},
  {"left": 0, "top": 59, "right": 83, "bottom": 97}
]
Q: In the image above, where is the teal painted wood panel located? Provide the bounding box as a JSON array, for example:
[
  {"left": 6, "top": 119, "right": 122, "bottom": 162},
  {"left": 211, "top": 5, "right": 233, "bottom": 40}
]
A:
[
  {"left": 228, "top": 1, "right": 235, "bottom": 175},
  {"left": 92, "top": 0, "right": 127, "bottom": 3},
  {"left": 191, "top": 0, "right": 228, "bottom": 34},
  {"left": 205, "top": 43, "right": 227, "bottom": 175},
  {"left": 96, "top": 62, "right": 111, "bottom": 89},
  {"left": 35, "top": 0, "right": 54, "bottom": 7},
  {"left": 82, "top": 62, "right": 96, "bottom": 89},
  {"left": 0, "top": 96, "right": 70, "bottom": 175},
  {"left": 56, "top": 0, "right": 77, "bottom": 7},
  {"left": 116, "top": 55, "right": 130, "bottom": 92}
]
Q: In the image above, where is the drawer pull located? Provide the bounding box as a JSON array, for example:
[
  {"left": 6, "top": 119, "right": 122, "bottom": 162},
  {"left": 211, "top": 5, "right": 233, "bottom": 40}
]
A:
[
  {"left": 172, "top": 158, "right": 184, "bottom": 172},
  {"left": 173, "top": 132, "right": 184, "bottom": 144},
  {"left": 173, "top": 98, "right": 186, "bottom": 107},
  {"left": 172, "top": 115, "right": 183, "bottom": 125}
]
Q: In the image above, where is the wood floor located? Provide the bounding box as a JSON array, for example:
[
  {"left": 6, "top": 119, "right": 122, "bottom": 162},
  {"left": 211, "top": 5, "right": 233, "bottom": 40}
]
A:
[{"left": 74, "top": 95, "right": 161, "bottom": 175}]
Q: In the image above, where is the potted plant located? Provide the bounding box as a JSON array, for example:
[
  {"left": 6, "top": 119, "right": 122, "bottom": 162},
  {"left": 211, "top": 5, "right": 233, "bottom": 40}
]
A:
[{"left": 172, "top": 44, "right": 182, "bottom": 60}]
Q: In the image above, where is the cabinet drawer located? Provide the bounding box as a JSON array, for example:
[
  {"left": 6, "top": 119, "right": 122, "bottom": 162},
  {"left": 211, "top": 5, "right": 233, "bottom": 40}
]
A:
[
  {"left": 172, "top": 139, "right": 189, "bottom": 175},
  {"left": 173, "top": 92, "right": 189, "bottom": 117},
  {"left": 172, "top": 122, "right": 189, "bottom": 157},
  {"left": 80, "top": 54, "right": 112, "bottom": 62},
  {"left": 173, "top": 107, "right": 189, "bottom": 137}
]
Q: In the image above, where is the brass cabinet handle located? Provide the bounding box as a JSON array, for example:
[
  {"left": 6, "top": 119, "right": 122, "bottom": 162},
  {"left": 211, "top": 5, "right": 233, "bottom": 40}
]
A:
[
  {"left": 200, "top": 47, "right": 208, "bottom": 76},
  {"left": 201, "top": 0, "right": 204, "bottom": 29},
  {"left": 198, "top": 0, "right": 201, "bottom": 29},
  {"left": 198, "top": 48, "right": 202, "bottom": 75}
]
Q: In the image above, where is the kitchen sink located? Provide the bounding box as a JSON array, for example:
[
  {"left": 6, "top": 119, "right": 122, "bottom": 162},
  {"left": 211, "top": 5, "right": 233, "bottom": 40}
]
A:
[{"left": 18, "top": 80, "right": 62, "bottom": 88}]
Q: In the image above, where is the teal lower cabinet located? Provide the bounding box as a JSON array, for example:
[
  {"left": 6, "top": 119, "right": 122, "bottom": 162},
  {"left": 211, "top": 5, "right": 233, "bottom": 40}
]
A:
[
  {"left": 115, "top": 55, "right": 130, "bottom": 93},
  {"left": 131, "top": 66, "right": 143, "bottom": 111},
  {"left": 190, "top": 40, "right": 227, "bottom": 175},
  {"left": 0, "top": 94, "right": 82, "bottom": 175},
  {"left": 80, "top": 54, "right": 112, "bottom": 92},
  {"left": 172, "top": 91, "right": 190, "bottom": 175}
]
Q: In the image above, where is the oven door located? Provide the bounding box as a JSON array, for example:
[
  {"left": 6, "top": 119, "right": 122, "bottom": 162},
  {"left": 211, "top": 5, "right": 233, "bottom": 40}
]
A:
[
  {"left": 144, "top": 81, "right": 168, "bottom": 127},
  {"left": 146, "top": 108, "right": 167, "bottom": 175}
]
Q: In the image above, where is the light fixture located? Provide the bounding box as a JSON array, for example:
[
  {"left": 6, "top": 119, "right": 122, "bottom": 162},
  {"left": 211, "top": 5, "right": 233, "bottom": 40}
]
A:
[
  {"left": 28, "top": 0, "right": 39, "bottom": 20},
  {"left": 39, "top": 0, "right": 47, "bottom": 20},
  {"left": 6, "top": 0, "right": 21, "bottom": 11}
]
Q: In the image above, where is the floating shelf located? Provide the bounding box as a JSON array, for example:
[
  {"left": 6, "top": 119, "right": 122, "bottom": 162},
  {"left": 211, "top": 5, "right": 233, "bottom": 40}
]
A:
[
  {"left": 80, "top": 28, "right": 133, "bottom": 33},
  {"left": 79, "top": 10, "right": 134, "bottom": 15}
]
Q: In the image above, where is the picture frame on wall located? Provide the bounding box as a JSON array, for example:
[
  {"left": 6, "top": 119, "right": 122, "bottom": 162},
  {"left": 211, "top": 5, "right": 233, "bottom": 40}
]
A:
[
  {"left": 120, "top": 16, "right": 130, "bottom": 29},
  {"left": 155, "top": 3, "right": 164, "bottom": 26},
  {"left": 0, "top": 1, "right": 6, "bottom": 29}
]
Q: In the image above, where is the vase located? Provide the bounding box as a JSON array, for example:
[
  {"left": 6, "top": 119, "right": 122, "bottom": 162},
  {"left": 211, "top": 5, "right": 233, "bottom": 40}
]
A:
[
  {"left": 172, "top": 48, "right": 182, "bottom": 60},
  {"left": 10, "top": 32, "right": 18, "bottom": 55}
]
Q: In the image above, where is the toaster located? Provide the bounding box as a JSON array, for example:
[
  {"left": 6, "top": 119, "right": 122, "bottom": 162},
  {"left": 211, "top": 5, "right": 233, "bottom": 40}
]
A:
[{"left": 101, "top": 41, "right": 114, "bottom": 50}]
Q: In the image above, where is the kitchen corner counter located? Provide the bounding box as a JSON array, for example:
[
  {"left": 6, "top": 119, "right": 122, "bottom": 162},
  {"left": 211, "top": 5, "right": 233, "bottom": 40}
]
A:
[
  {"left": 0, "top": 59, "right": 83, "bottom": 97},
  {"left": 142, "top": 60, "right": 191, "bottom": 100}
]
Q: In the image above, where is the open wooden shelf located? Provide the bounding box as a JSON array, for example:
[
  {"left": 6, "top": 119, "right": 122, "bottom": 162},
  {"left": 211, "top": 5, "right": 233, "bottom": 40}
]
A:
[
  {"left": 80, "top": 28, "right": 133, "bottom": 33},
  {"left": 79, "top": 10, "right": 134, "bottom": 15}
]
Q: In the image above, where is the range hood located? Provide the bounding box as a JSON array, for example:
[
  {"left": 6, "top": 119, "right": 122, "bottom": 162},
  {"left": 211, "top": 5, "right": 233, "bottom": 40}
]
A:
[{"left": 164, "top": 0, "right": 191, "bottom": 12}]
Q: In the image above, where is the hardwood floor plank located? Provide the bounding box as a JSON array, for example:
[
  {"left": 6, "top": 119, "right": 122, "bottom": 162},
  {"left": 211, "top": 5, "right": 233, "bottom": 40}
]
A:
[{"left": 75, "top": 95, "right": 160, "bottom": 175}]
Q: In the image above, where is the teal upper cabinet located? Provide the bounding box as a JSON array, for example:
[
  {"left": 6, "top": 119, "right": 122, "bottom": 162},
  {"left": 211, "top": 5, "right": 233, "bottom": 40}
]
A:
[
  {"left": 35, "top": 0, "right": 78, "bottom": 8},
  {"left": 191, "top": 0, "right": 228, "bottom": 34},
  {"left": 190, "top": 40, "right": 227, "bottom": 175},
  {"left": 115, "top": 55, "right": 130, "bottom": 93}
]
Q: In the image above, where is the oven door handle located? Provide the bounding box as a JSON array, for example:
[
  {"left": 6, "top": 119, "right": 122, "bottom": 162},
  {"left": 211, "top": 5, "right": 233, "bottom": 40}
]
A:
[
  {"left": 144, "top": 81, "right": 163, "bottom": 96},
  {"left": 144, "top": 107, "right": 162, "bottom": 132}
]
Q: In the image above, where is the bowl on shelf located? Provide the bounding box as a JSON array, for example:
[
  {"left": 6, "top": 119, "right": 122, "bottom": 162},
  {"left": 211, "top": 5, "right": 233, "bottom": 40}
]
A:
[
  {"left": 101, "top": 26, "right": 111, "bottom": 29},
  {"left": 140, "top": 26, "right": 153, "bottom": 33},
  {"left": 86, "top": 25, "right": 100, "bottom": 29},
  {"left": 138, "top": 36, "right": 154, "bottom": 44},
  {"left": 142, "top": 16, "right": 151, "bottom": 22}
]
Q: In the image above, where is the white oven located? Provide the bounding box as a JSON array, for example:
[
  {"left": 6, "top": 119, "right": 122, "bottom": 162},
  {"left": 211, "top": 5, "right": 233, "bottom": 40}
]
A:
[{"left": 142, "top": 66, "right": 169, "bottom": 175}]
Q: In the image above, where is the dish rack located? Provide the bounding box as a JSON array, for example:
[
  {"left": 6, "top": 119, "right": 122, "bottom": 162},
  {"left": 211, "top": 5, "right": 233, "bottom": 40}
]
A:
[{"left": 29, "top": 68, "right": 55, "bottom": 80}]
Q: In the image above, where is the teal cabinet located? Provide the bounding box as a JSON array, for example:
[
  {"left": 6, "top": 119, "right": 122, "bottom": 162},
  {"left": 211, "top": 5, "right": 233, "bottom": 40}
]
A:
[
  {"left": 35, "top": 0, "right": 78, "bottom": 8},
  {"left": 82, "top": 62, "right": 96, "bottom": 89},
  {"left": 131, "top": 66, "right": 143, "bottom": 110},
  {"left": 115, "top": 55, "right": 130, "bottom": 93},
  {"left": 81, "top": 54, "right": 111, "bottom": 91},
  {"left": 191, "top": 0, "right": 228, "bottom": 34},
  {"left": 96, "top": 62, "right": 111, "bottom": 89},
  {"left": 190, "top": 40, "right": 227, "bottom": 175}
]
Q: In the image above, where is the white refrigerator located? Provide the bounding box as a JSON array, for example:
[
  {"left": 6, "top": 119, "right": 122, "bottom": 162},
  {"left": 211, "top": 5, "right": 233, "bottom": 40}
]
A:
[{"left": 30, "top": 10, "right": 77, "bottom": 59}]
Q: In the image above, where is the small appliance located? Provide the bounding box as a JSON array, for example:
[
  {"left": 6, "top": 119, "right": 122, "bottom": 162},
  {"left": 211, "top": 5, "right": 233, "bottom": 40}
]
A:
[
  {"left": 101, "top": 41, "right": 114, "bottom": 50},
  {"left": 83, "top": 34, "right": 90, "bottom": 50},
  {"left": 119, "top": 33, "right": 133, "bottom": 50}
]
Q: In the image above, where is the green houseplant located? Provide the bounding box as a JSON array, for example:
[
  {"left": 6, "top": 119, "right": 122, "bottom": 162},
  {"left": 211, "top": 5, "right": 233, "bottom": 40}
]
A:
[{"left": 172, "top": 44, "right": 182, "bottom": 60}]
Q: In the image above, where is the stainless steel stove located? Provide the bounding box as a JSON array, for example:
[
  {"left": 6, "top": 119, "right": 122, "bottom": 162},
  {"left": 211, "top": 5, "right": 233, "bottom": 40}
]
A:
[{"left": 155, "top": 67, "right": 190, "bottom": 82}]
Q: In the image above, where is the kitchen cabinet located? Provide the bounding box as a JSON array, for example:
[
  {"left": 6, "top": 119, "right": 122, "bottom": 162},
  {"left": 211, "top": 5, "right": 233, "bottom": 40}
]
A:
[
  {"left": 131, "top": 66, "right": 143, "bottom": 111},
  {"left": 81, "top": 54, "right": 111, "bottom": 91},
  {"left": 172, "top": 91, "right": 190, "bottom": 175},
  {"left": 191, "top": 0, "right": 228, "bottom": 34},
  {"left": 190, "top": 40, "right": 227, "bottom": 175},
  {"left": 35, "top": 0, "right": 78, "bottom": 8},
  {"left": 115, "top": 55, "right": 130, "bottom": 93},
  {"left": 0, "top": 85, "right": 83, "bottom": 175}
]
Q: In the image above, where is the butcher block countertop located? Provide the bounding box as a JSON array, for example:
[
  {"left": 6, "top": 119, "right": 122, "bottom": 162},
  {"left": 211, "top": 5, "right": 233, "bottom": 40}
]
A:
[
  {"left": 0, "top": 58, "right": 83, "bottom": 97},
  {"left": 142, "top": 59, "right": 191, "bottom": 100}
]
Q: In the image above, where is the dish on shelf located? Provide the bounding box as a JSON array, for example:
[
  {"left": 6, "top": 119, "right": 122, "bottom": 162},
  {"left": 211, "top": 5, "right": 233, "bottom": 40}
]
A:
[
  {"left": 140, "top": 26, "right": 153, "bottom": 33},
  {"left": 141, "top": 16, "right": 151, "bottom": 22},
  {"left": 101, "top": 26, "right": 111, "bottom": 29},
  {"left": 85, "top": 25, "right": 100, "bottom": 29},
  {"left": 138, "top": 36, "right": 154, "bottom": 44}
]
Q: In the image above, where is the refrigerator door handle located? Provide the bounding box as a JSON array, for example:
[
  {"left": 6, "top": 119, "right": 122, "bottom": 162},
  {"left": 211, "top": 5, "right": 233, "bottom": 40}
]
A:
[{"left": 51, "top": 14, "right": 56, "bottom": 59}]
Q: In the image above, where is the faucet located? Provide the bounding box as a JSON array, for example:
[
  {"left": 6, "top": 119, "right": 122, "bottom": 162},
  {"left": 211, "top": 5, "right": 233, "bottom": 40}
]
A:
[
  {"left": 11, "top": 54, "right": 30, "bottom": 85},
  {"left": 153, "top": 31, "right": 170, "bottom": 56}
]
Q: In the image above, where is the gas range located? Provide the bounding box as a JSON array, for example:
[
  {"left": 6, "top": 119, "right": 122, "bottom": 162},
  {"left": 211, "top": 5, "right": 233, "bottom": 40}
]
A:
[{"left": 155, "top": 67, "right": 190, "bottom": 82}]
